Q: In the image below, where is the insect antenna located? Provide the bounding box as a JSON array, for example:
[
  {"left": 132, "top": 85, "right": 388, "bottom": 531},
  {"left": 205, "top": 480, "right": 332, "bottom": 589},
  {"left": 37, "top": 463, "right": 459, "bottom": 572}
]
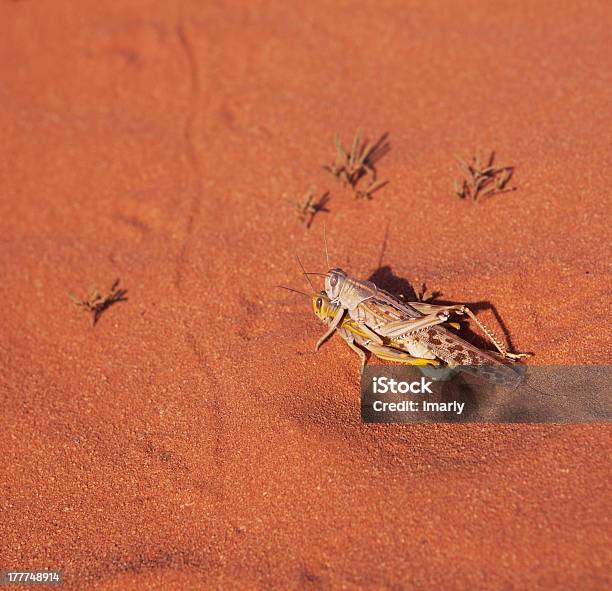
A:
[
  {"left": 376, "top": 221, "right": 390, "bottom": 270},
  {"left": 323, "top": 222, "right": 330, "bottom": 270},
  {"left": 276, "top": 285, "right": 311, "bottom": 298},
  {"left": 296, "top": 255, "right": 315, "bottom": 292}
]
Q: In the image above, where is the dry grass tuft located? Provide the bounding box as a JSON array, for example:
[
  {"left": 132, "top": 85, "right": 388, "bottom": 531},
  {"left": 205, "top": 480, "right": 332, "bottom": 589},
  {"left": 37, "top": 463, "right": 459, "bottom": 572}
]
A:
[
  {"left": 69, "top": 279, "right": 128, "bottom": 326},
  {"left": 324, "top": 130, "right": 389, "bottom": 199},
  {"left": 287, "top": 189, "right": 331, "bottom": 229},
  {"left": 453, "top": 149, "right": 515, "bottom": 201}
]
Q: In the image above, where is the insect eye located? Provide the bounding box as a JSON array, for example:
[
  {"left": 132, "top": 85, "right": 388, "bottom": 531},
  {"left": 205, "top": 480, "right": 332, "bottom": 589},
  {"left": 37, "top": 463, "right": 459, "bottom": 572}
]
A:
[
  {"left": 316, "top": 297, "right": 322, "bottom": 309},
  {"left": 330, "top": 274, "right": 338, "bottom": 288}
]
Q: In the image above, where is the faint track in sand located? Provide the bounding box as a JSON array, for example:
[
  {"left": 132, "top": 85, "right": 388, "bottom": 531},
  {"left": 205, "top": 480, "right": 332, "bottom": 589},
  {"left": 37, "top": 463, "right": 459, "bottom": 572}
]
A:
[
  {"left": 174, "top": 21, "right": 229, "bottom": 503},
  {"left": 175, "top": 21, "right": 203, "bottom": 290},
  {"left": 184, "top": 328, "right": 229, "bottom": 503}
]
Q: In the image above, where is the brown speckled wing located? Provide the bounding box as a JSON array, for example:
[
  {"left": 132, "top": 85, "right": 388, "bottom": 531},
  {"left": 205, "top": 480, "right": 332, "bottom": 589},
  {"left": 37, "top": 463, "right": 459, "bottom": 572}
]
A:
[{"left": 415, "top": 326, "right": 523, "bottom": 387}]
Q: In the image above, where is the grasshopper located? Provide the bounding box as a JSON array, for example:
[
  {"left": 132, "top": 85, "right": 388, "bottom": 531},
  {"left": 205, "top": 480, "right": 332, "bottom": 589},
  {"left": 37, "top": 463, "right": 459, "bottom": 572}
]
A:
[
  {"left": 280, "top": 259, "right": 443, "bottom": 369},
  {"left": 282, "top": 278, "right": 523, "bottom": 386},
  {"left": 311, "top": 259, "right": 528, "bottom": 387},
  {"left": 312, "top": 287, "right": 526, "bottom": 386}
]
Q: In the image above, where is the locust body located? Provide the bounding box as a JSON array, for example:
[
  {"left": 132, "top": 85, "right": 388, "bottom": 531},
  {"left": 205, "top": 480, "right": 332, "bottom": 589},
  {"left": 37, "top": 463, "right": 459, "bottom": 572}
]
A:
[{"left": 317, "top": 268, "right": 526, "bottom": 387}]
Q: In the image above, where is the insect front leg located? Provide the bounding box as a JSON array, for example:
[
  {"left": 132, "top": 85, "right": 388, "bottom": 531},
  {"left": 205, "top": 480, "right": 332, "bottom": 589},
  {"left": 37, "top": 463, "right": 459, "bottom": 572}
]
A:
[
  {"left": 337, "top": 327, "right": 368, "bottom": 370},
  {"left": 315, "top": 306, "right": 346, "bottom": 351},
  {"left": 346, "top": 318, "right": 385, "bottom": 346}
]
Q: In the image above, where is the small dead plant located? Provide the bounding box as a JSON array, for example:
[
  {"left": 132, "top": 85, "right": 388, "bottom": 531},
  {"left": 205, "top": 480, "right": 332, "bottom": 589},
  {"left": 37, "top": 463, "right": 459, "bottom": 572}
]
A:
[
  {"left": 69, "top": 279, "right": 128, "bottom": 326},
  {"left": 287, "top": 188, "right": 331, "bottom": 229},
  {"left": 324, "top": 130, "right": 389, "bottom": 199},
  {"left": 454, "top": 149, "right": 515, "bottom": 201}
]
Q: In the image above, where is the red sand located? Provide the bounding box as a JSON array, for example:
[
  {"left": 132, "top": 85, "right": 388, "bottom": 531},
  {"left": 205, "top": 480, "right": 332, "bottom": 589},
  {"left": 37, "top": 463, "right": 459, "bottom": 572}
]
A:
[{"left": 1, "top": 1, "right": 610, "bottom": 589}]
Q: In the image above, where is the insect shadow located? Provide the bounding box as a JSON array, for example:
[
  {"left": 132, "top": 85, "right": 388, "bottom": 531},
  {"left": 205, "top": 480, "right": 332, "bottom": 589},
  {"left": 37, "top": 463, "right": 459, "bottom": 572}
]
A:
[
  {"left": 437, "top": 377, "right": 484, "bottom": 422},
  {"left": 366, "top": 265, "right": 521, "bottom": 356}
]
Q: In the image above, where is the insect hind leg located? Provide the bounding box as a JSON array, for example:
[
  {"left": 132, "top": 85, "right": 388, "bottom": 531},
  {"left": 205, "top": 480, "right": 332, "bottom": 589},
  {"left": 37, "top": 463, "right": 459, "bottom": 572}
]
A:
[{"left": 414, "top": 302, "right": 531, "bottom": 360}]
